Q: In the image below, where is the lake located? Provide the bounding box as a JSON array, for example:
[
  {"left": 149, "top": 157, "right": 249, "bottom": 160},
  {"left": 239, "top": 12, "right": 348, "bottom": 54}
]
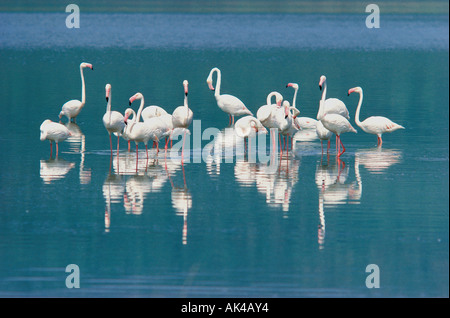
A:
[{"left": 0, "top": 10, "right": 448, "bottom": 298}]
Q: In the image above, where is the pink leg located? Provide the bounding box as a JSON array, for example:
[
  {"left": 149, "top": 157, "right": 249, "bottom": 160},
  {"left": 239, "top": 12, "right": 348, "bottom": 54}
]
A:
[
  {"left": 128, "top": 140, "right": 131, "bottom": 152},
  {"left": 116, "top": 135, "right": 120, "bottom": 157},
  {"left": 109, "top": 133, "right": 113, "bottom": 156},
  {"left": 56, "top": 142, "right": 59, "bottom": 157},
  {"left": 327, "top": 139, "right": 330, "bottom": 153},
  {"left": 145, "top": 144, "right": 149, "bottom": 160},
  {"left": 231, "top": 115, "right": 235, "bottom": 126},
  {"left": 50, "top": 141, "right": 53, "bottom": 158}
]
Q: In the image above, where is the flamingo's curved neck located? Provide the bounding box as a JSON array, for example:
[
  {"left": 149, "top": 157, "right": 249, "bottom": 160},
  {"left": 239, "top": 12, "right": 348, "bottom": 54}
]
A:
[
  {"left": 354, "top": 91, "right": 364, "bottom": 127},
  {"left": 213, "top": 68, "right": 221, "bottom": 98},
  {"left": 266, "top": 92, "right": 279, "bottom": 105},
  {"left": 321, "top": 79, "right": 327, "bottom": 102},
  {"left": 136, "top": 96, "right": 145, "bottom": 123},
  {"left": 80, "top": 66, "right": 86, "bottom": 107},
  {"left": 129, "top": 110, "right": 137, "bottom": 133},
  {"left": 317, "top": 100, "right": 324, "bottom": 120}
]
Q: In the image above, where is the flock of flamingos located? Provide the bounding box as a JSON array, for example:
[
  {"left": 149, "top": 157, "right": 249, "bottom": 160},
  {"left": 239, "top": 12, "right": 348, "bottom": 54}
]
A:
[{"left": 39, "top": 62, "right": 405, "bottom": 164}]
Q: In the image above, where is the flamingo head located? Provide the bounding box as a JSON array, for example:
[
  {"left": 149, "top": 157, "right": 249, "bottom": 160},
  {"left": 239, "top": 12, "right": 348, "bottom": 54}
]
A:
[
  {"left": 286, "top": 83, "right": 299, "bottom": 90},
  {"left": 129, "top": 93, "right": 142, "bottom": 105},
  {"left": 283, "top": 101, "right": 290, "bottom": 119},
  {"left": 81, "top": 62, "right": 93, "bottom": 70},
  {"left": 319, "top": 75, "right": 326, "bottom": 90},
  {"left": 123, "top": 108, "right": 134, "bottom": 124},
  {"left": 105, "top": 84, "right": 111, "bottom": 102},
  {"left": 206, "top": 77, "right": 214, "bottom": 91},
  {"left": 348, "top": 87, "right": 362, "bottom": 96},
  {"left": 58, "top": 111, "right": 64, "bottom": 119},
  {"left": 183, "top": 80, "right": 189, "bottom": 96}
]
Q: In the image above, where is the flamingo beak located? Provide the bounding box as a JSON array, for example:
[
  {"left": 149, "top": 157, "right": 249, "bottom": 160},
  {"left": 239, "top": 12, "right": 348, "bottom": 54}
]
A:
[
  {"left": 124, "top": 113, "right": 130, "bottom": 124},
  {"left": 85, "top": 63, "right": 93, "bottom": 70},
  {"left": 129, "top": 96, "right": 136, "bottom": 106},
  {"left": 348, "top": 88, "right": 355, "bottom": 96},
  {"left": 207, "top": 81, "right": 214, "bottom": 91},
  {"left": 277, "top": 100, "right": 282, "bottom": 106},
  {"left": 319, "top": 85, "right": 322, "bottom": 91}
]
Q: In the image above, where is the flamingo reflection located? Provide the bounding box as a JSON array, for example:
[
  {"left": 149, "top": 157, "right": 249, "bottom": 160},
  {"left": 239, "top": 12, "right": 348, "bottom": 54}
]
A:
[{"left": 40, "top": 158, "right": 75, "bottom": 184}]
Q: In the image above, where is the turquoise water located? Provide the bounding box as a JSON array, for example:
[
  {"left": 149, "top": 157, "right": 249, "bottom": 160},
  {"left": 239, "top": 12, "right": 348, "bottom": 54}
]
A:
[{"left": 0, "top": 12, "right": 448, "bottom": 297}]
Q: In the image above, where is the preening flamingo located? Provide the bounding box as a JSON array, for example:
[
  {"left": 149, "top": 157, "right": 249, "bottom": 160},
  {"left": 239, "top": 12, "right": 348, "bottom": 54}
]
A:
[
  {"left": 171, "top": 80, "right": 194, "bottom": 161},
  {"left": 40, "top": 119, "right": 71, "bottom": 157},
  {"left": 103, "top": 84, "right": 125, "bottom": 157},
  {"left": 206, "top": 67, "right": 252, "bottom": 126},
  {"left": 348, "top": 86, "right": 404, "bottom": 146},
  {"left": 274, "top": 101, "right": 294, "bottom": 152},
  {"left": 256, "top": 91, "right": 283, "bottom": 150},
  {"left": 316, "top": 120, "right": 333, "bottom": 154},
  {"left": 235, "top": 116, "right": 267, "bottom": 152},
  {"left": 141, "top": 105, "right": 168, "bottom": 121},
  {"left": 317, "top": 98, "right": 357, "bottom": 157},
  {"left": 59, "top": 62, "right": 93, "bottom": 123}
]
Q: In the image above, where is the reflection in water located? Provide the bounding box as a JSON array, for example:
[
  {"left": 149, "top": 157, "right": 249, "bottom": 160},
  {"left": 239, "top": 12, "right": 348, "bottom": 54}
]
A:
[
  {"left": 205, "top": 128, "right": 243, "bottom": 176},
  {"left": 65, "top": 123, "right": 91, "bottom": 184},
  {"left": 234, "top": 154, "right": 300, "bottom": 216},
  {"left": 315, "top": 157, "right": 362, "bottom": 249},
  {"left": 40, "top": 159, "right": 75, "bottom": 184},
  {"left": 102, "top": 173, "right": 125, "bottom": 232},
  {"left": 168, "top": 165, "right": 192, "bottom": 245},
  {"left": 102, "top": 154, "right": 185, "bottom": 231},
  {"left": 355, "top": 147, "right": 403, "bottom": 174}
]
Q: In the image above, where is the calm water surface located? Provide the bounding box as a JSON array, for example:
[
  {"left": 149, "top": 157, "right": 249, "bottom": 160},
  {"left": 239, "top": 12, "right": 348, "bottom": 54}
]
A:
[{"left": 0, "top": 12, "right": 448, "bottom": 297}]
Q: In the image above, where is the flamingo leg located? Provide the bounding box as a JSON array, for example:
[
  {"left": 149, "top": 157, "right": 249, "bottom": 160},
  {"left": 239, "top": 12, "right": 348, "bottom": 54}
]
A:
[
  {"left": 321, "top": 140, "right": 323, "bottom": 154},
  {"left": 327, "top": 139, "right": 330, "bottom": 153},
  {"left": 181, "top": 130, "right": 186, "bottom": 163},
  {"left": 109, "top": 133, "right": 113, "bottom": 156},
  {"left": 56, "top": 142, "right": 59, "bottom": 157},
  {"left": 279, "top": 133, "right": 282, "bottom": 154},
  {"left": 116, "top": 135, "right": 120, "bottom": 157},
  {"left": 50, "top": 141, "right": 53, "bottom": 158},
  {"left": 145, "top": 144, "right": 149, "bottom": 160},
  {"left": 337, "top": 136, "right": 346, "bottom": 157},
  {"left": 128, "top": 140, "right": 131, "bottom": 152},
  {"left": 228, "top": 115, "right": 232, "bottom": 126},
  {"left": 232, "top": 115, "right": 235, "bottom": 126}
]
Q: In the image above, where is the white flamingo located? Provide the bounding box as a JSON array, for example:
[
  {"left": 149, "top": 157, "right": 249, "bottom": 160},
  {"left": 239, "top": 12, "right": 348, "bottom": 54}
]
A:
[
  {"left": 286, "top": 83, "right": 318, "bottom": 129},
  {"left": 257, "top": 91, "right": 283, "bottom": 149},
  {"left": 317, "top": 97, "right": 357, "bottom": 157},
  {"left": 171, "top": 80, "right": 194, "bottom": 161},
  {"left": 274, "top": 101, "right": 294, "bottom": 152},
  {"left": 319, "top": 75, "right": 349, "bottom": 119},
  {"left": 316, "top": 120, "right": 333, "bottom": 154},
  {"left": 103, "top": 84, "right": 125, "bottom": 157},
  {"left": 40, "top": 119, "right": 71, "bottom": 157},
  {"left": 348, "top": 86, "right": 404, "bottom": 146},
  {"left": 235, "top": 116, "right": 267, "bottom": 153},
  {"left": 206, "top": 67, "right": 252, "bottom": 126},
  {"left": 59, "top": 62, "right": 93, "bottom": 123},
  {"left": 125, "top": 93, "right": 166, "bottom": 162}
]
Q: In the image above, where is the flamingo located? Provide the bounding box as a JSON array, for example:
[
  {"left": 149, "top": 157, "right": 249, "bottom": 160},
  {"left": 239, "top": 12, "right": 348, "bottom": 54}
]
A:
[
  {"left": 235, "top": 116, "right": 267, "bottom": 152},
  {"left": 256, "top": 91, "right": 283, "bottom": 150},
  {"left": 317, "top": 97, "right": 357, "bottom": 157},
  {"left": 274, "top": 101, "right": 293, "bottom": 153},
  {"left": 319, "top": 75, "right": 349, "bottom": 119},
  {"left": 171, "top": 80, "right": 194, "bottom": 161},
  {"left": 40, "top": 119, "right": 71, "bottom": 157},
  {"left": 286, "top": 83, "right": 318, "bottom": 129},
  {"left": 125, "top": 93, "right": 166, "bottom": 162},
  {"left": 348, "top": 86, "right": 405, "bottom": 146},
  {"left": 316, "top": 120, "right": 333, "bottom": 154},
  {"left": 59, "top": 62, "right": 93, "bottom": 123},
  {"left": 103, "top": 84, "right": 125, "bottom": 157},
  {"left": 206, "top": 67, "right": 252, "bottom": 126}
]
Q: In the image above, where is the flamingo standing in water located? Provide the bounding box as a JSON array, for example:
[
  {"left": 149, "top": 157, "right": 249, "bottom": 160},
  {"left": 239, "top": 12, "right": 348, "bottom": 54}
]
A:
[
  {"left": 171, "top": 80, "right": 194, "bottom": 162},
  {"left": 59, "top": 62, "right": 93, "bottom": 123},
  {"left": 274, "top": 101, "right": 294, "bottom": 153},
  {"left": 316, "top": 120, "right": 333, "bottom": 154},
  {"left": 348, "top": 86, "right": 405, "bottom": 146},
  {"left": 103, "top": 84, "right": 125, "bottom": 157},
  {"left": 125, "top": 93, "right": 166, "bottom": 162},
  {"left": 206, "top": 67, "right": 252, "bottom": 126},
  {"left": 235, "top": 116, "right": 267, "bottom": 152},
  {"left": 317, "top": 96, "right": 357, "bottom": 157},
  {"left": 40, "top": 119, "right": 71, "bottom": 157},
  {"left": 257, "top": 91, "right": 283, "bottom": 150}
]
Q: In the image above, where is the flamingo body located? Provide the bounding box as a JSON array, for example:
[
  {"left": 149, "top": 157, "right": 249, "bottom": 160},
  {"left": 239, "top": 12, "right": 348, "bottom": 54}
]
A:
[
  {"left": 235, "top": 116, "right": 267, "bottom": 138},
  {"left": 141, "top": 106, "right": 168, "bottom": 120}
]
